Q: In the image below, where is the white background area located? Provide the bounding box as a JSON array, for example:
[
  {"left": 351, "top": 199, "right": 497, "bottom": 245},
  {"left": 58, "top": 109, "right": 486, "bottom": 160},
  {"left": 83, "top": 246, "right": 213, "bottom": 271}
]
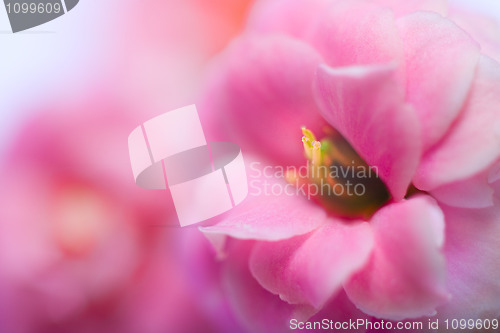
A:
[{"left": 0, "top": 1, "right": 127, "bottom": 154}]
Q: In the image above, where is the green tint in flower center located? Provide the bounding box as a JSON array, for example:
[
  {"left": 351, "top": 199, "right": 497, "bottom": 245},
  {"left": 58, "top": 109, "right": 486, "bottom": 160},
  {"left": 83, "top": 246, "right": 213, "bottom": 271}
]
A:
[{"left": 287, "top": 127, "right": 390, "bottom": 219}]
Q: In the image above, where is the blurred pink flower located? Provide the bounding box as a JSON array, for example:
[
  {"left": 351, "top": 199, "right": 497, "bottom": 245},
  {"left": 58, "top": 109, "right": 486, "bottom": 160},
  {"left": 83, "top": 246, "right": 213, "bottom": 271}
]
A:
[
  {"left": 0, "top": 0, "right": 256, "bottom": 332},
  {"left": 0, "top": 96, "right": 234, "bottom": 333},
  {"left": 197, "top": 0, "right": 500, "bottom": 331},
  {"left": 118, "top": 0, "right": 255, "bottom": 108}
]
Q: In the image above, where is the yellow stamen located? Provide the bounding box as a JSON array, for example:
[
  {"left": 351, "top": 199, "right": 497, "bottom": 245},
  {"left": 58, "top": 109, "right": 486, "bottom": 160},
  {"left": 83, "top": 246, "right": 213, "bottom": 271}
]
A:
[
  {"left": 302, "top": 136, "right": 313, "bottom": 160},
  {"left": 296, "top": 126, "right": 390, "bottom": 219},
  {"left": 301, "top": 127, "right": 316, "bottom": 142},
  {"left": 312, "top": 140, "right": 322, "bottom": 165},
  {"left": 302, "top": 127, "right": 322, "bottom": 162}
]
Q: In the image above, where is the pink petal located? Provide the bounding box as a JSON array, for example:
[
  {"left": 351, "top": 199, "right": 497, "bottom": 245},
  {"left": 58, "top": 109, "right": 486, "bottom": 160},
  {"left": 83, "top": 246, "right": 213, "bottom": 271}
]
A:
[
  {"left": 437, "top": 203, "right": 500, "bottom": 319},
  {"left": 414, "top": 56, "right": 500, "bottom": 191},
  {"left": 488, "top": 160, "right": 500, "bottom": 184},
  {"left": 489, "top": 161, "right": 500, "bottom": 200},
  {"left": 250, "top": 0, "right": 405, "bottom": 79},
  {"left": 306, "top": 290, "right": 371, "bottom": 332},
  {"left": 200, "top": 160, "right": 327, "bottom": 242},
  {"left": 397, "top": 12, "right": 480, "bottom": 151},
  {"left": 249, "top": 221, "right": 374, "bottom": 309},
  {"left": 308, "top": 1, "right": 405, "bottom": 69},
  {"left": 371, "top": 0, "right": 447, "bottom": 17},
  {"left": 314, "top": 64, "right": 421, "bottom": 200},
  {"left": 174, "top": 229, "right": 246, "bottom": 333},
  {"left": 449, "top": 7, "right": 500, "bottom": 63},
  {"left": 247, "top": 0, "right": 330, "bottom": 39},
  {"left": 431, "top": 172, "right": 494, "bottom": 208},
  {"left": 199, "top": 193, "right": 325, "bottom": 241},
  {"left": 344, "top": 196, "right": 448, "bottom": 320},
  {"left": 198, "top": 35, "right": 325, "bottom": 166},
  {"left": 222, "top": 240, "right": 317, "bottom": 333}
]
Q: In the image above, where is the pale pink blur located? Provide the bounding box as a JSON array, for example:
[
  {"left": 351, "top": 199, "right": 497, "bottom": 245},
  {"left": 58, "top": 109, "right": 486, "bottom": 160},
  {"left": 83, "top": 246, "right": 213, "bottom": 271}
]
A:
[{"left": 0, "top": 1, "right": 253, "bottom": 333}]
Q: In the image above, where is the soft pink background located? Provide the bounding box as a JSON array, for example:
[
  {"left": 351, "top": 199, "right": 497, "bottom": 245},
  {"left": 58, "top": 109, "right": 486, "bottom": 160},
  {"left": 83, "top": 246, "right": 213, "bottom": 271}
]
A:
[{"left": 0, "top": 1, "right": 499, "bottom": 333}]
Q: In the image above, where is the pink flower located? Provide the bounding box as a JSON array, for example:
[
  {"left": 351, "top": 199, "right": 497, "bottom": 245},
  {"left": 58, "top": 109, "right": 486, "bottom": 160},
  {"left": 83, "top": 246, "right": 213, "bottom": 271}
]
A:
[
  {"left": 0, "top": 97, "right": 231, "bottom": 333},
  {"left": 197, "top": 0, "right": 500, "bottom": 331}
]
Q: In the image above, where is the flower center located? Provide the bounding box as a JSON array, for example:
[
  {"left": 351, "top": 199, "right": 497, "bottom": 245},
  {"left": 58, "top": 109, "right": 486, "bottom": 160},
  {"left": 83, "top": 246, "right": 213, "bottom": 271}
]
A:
[
  {"left": 52, "top": 184, "right": 112, "bottom": 257},
  {"left": 287, "top": 127, "right": 390, "bottom": 219}
]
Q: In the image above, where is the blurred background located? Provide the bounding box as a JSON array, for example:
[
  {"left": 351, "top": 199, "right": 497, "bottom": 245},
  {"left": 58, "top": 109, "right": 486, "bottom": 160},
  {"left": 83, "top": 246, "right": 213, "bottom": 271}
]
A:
[
  {"left": 0, "top": 1, "right": 499, "bottom": 333},
  {"left": 0, "top": 1, "right": 254, "bottom": 332}
]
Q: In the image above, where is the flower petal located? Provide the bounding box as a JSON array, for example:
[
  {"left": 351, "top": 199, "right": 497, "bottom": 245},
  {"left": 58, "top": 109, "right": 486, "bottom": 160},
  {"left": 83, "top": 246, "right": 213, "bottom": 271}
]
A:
[
  {"left": 371, "top": 0, "right": 447, "bottom": 17},
  {"left": 344, "top": 196, "right": 448, "bottom": 320},
  {"left": 199, "top": 195, "right": 326, "bottom": 242},
  {"left": 414, "top": 56, "right": 500, "bottom": 191},
  {"left": 449, "top": 7, "right": 500, "bottom": 62},
  {"left": 314, "top": 63, "right": 421, "bottom": 200},
  {"left": 307, "top": 290, "right": 371, "bottom": 333},
  {"left": 222, "top": 240, "right": 317, "bottom": 333},
  {"left": 249, "top": 0, "right": 406, "bottom": 71},
  {"left": 437, "top": 202, "right": 500, "bottom": 319},
  {"left": 431, "top": 172, "right": 494, "bottom": 208},
  {"left": 200, "top": 160, "right": 327, "bottom": 242},
  {"left": 396, "top": 12, "right": 480, "bottom": 151},
  {"left": 198, "top": 35, "right": 325, "bottom": 166},
  {"left": 308, "top": 0, "right": 405, "bottom": 69},
  {"left": 488, "top": 160, "right": 500, "bottom": 184},
  {"left": 247, "top": 0, "right": 330, "bottom": 39},
  {"left": 249, "top": 221, "right": 374, "bottom": 309}
]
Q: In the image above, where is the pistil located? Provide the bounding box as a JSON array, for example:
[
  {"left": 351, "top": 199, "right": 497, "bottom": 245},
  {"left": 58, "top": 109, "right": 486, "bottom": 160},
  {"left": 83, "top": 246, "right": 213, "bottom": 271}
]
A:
[{"left": 289, "top": 127, "right": 391, "bottom": 219}]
